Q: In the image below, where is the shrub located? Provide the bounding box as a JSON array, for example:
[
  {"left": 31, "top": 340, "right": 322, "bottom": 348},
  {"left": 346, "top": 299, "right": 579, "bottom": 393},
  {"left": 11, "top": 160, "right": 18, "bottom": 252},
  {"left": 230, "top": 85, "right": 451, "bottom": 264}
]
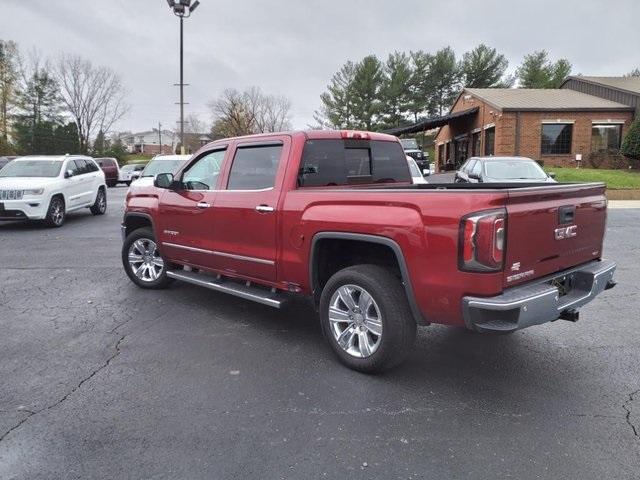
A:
[
  {"left": 587, "top": 149, "right": 630, "bottom": 169},
  {"left": 621, "top": 116, "right": 640, "bottom": 164}
]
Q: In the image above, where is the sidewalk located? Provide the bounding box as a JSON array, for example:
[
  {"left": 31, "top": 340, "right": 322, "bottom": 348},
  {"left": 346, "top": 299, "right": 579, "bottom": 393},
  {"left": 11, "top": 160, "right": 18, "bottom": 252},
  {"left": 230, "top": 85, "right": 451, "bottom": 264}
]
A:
[{"left": 608, "top": 200, "right": 640, "bottom": 209}]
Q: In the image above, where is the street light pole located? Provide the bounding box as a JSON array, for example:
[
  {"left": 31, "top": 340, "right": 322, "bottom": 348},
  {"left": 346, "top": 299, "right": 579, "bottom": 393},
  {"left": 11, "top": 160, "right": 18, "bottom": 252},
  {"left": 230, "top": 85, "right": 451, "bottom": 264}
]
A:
[
  {"left": 179, "top": 15, "right": 184, "bottom": 154},
  {"left": 167, "top": 0, "right": 200, "bottom": 155}
]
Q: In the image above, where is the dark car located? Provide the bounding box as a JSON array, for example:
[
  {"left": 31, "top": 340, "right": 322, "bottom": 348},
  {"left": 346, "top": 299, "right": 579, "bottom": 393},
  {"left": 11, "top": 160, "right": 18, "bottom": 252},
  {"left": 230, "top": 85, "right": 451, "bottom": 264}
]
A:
[
  {"left": 454, "top": 156, "right": 556, "bottom": 184},
  {"left": 0, "top": 157, "right": 14, "bottom": 170},
  {"left": 400, "top": 138, "right": 430, "bottom": 175},
  {"left": 94, "top": 157, "right": 120, "bottom": 187}
]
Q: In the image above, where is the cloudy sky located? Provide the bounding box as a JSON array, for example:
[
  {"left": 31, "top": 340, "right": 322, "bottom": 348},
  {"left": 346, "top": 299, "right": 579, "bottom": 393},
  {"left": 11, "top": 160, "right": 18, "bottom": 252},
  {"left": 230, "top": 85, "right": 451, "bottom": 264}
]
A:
[{"left": 3, "top": 0, "right": 639, "bottom": 134}]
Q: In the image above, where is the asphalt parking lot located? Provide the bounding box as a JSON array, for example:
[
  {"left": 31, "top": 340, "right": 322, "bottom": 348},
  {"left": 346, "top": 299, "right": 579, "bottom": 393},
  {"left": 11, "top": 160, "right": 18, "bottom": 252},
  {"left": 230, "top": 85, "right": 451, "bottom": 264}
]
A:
[{"left": 0, "top": 186, "right": 638, "bottom": 479}]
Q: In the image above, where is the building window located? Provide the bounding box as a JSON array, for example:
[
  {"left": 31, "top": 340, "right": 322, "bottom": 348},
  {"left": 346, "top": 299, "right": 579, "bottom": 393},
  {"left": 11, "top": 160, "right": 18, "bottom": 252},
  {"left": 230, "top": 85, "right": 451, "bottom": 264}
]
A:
[
  {"left": 541, "top": 123, "right": 573, "bottom": 155},
  {"left": 592, "top": 124, "right": 622, "bottom": 151},
  {"left": 472, "top": 131, "right": 481, "bottom": 156},
  {"left": 455, "top": 138, "right": 468, "bottom": 167},
  {"left": 438, "top": 144, "right": 445, "bottom": 163},
  {"left": 484, "top": 127, "right": 495, "bottom": 156}
]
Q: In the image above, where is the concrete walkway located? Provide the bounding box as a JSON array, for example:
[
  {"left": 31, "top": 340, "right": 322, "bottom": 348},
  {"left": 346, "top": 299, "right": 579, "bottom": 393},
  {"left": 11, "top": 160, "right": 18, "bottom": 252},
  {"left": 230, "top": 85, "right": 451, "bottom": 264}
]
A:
[{"left": 608, "top": 200, "right": 640, "bottom": 209}]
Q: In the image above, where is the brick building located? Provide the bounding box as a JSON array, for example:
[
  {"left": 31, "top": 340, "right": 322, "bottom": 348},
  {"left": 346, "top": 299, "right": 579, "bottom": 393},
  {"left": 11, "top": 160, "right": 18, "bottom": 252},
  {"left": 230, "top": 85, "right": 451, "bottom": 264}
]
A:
[{"left": 434, "top": 87, "right": 635, "bottom": 170}]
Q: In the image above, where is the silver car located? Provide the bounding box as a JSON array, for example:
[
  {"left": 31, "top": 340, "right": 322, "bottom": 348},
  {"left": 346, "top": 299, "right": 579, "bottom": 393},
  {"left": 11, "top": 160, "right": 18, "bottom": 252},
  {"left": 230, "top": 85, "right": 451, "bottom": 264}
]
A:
[{"left": 455, "top": 156, "right": 556, "bottom": 183}]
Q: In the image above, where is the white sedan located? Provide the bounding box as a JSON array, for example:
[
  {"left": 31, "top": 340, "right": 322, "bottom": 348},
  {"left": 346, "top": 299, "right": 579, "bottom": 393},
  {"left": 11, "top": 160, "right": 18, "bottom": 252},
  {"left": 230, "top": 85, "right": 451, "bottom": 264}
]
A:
[
  {"left": 0, "top": 155, "right": 107, "bottom": 227},
  {"left": 407, "top": 156, "right": 428, "bottom": 184}
]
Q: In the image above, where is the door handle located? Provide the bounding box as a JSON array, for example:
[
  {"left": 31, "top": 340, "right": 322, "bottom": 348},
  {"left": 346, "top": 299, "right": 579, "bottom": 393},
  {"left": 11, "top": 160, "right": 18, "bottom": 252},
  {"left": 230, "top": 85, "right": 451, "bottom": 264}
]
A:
[
  {"left": 255, "top": 205, "right": 274, "bottom": 213},
  {"left": 196, "top": 202, "right": 211, "bottom": 209}
]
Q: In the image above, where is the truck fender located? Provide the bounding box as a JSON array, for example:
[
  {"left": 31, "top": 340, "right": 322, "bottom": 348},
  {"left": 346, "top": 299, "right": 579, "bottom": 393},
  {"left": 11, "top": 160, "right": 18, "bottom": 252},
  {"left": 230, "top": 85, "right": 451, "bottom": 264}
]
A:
[{"left": 309, "top": 232, "right": 427, "bottom": 325}]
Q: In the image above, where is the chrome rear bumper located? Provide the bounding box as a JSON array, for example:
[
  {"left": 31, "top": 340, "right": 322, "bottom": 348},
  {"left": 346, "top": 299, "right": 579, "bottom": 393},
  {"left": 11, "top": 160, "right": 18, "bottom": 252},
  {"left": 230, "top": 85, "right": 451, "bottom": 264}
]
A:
[{"left": 462, "top": 260, "right": 616, "bottom": 333}]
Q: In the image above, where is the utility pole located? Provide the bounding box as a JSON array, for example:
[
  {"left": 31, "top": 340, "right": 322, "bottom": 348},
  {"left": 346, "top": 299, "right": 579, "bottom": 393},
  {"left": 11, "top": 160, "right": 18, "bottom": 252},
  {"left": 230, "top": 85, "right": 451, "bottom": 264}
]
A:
[
  {"left": 158, "top": 122, "right": 162, "bottom": 154},
  {"left": 166, "top": 0, "right": 200, "bottom": 155}
]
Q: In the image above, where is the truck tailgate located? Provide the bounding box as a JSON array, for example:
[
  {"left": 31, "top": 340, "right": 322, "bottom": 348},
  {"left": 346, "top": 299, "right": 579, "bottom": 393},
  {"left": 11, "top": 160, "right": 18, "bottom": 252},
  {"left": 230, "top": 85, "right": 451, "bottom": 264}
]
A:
[{"left": 503, "top": 183, "right": 607, "bottom": 287}]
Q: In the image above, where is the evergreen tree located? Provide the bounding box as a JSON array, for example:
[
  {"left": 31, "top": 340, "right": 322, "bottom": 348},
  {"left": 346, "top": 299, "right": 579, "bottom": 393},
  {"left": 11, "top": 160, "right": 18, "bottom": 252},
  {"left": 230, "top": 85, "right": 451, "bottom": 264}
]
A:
[
  {"left": 516, "top": 50, "right": 572, "bottom": 88},
  {"left": 408, "top": 50, "right": 435, "bottom": 122},
  {"left": 0, "top": 39, "right": 20, "bottom": 147},
  {"left": 13, "top": 66, "right": 62, "bottom": 154},
  {"left": 621, "top": 116, "right": 640, "bottom": 161},
  {"left": 460, "top": 44, "right": 512, "bottom": 88},
  {"left": 379, "top": 52, "right": 413, "bottom": 128},
  {"left": 350, "top": 55, "right": 384, "bottom": 130},
  {"left": 430, "top": 47, "right": 461, "bottom": 115},
  {"left": 93, "top": 129, "right": 106, "bottom": 155},
  {"left": 313, "top": 61, "right": 357, "bottom": 129}
]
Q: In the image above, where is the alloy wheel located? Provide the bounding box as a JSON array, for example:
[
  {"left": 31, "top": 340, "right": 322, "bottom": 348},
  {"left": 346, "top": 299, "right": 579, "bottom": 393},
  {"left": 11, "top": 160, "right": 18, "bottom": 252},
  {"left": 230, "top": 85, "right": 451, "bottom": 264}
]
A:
[
  {"left": 128, "top": 238, "right": 165, "bottom": 282},
  {"left": 328, "top": 284, "right": 383, "bottom": 358}
]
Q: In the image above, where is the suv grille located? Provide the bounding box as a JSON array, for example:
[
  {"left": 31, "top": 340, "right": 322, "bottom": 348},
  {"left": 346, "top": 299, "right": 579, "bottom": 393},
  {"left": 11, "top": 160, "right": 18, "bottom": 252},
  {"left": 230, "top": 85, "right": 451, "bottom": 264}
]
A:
[{"left": 0, "top": 190, "right": 24, "bottom": 200}]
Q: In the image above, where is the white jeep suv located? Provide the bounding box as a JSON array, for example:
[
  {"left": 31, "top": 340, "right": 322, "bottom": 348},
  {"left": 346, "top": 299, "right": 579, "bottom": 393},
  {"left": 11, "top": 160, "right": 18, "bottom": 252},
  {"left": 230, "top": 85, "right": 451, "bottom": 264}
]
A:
[{"left": 0, "top": 155, "right": 107, "bottom": 227}]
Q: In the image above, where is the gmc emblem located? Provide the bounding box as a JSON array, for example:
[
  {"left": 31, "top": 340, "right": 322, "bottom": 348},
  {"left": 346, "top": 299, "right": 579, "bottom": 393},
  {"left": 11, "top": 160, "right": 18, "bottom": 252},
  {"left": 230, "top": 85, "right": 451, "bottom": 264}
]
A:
[{"left": 555, "top": 225, "right": 578, "bottom": 240}]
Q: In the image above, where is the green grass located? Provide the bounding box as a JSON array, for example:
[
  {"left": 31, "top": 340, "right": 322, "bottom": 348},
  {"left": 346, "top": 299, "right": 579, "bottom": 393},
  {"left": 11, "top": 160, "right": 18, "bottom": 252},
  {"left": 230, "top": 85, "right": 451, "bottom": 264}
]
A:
[{"left": 546, "top": 167, "right": 640, "bottom": 190}]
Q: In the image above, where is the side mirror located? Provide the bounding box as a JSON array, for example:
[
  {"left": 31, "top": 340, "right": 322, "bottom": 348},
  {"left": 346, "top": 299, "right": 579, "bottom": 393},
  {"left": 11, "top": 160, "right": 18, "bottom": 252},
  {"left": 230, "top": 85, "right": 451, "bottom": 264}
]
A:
[
  {"left": 65, "top": 169, "right": 74, "bottom": 178},
  {"left": 548, "top": 172, "right": 556, "bottom": 179},
  {"left": 468, "top": 172, "right": 480, "bottom": 180},
  {"left": 154, "top": 172, "right": 174, "bottom": 189}
]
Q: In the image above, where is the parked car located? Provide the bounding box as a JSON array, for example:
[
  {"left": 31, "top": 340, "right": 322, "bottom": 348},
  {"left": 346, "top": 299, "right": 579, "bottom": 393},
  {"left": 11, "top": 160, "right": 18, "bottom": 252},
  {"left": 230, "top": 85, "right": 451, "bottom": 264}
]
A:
[
  {"left": 119, "top": 163, "right": 146, "bottom": 186},
  {"left": 407, "top": 156, "right": 427, "bottom": 184},
  {"left": 455, "top": 156, "right": 556, "bottom": 183},
  {"left": 94, "top": 157, "right": 120, "bottom": 187},
  {"left": 121, "top": 130, "right": 615, "bottom": 373},
  {"left": 400, "top": 138, "right": 430, "bottom": 175},
  {"left": 0, "top": 155, "right": 107, "bottom": 227},
  {"left": 130, "top": 155, "right": 191, "bottom": 185}
]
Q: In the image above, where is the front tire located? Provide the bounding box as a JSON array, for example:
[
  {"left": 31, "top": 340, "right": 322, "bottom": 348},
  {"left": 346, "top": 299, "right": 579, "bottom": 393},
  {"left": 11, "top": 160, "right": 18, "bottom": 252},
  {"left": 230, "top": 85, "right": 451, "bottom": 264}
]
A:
[
  {"left": 90, "top": 187, "right": 107, "bottom": 215},
  {"left": 122, "top": 227, "right": 173, "bottom": 289},
  {"left": 44, "top": 196, "right": 65, "bottom": 228},
  {"left": 319, "top": 264, "right": 416, "bottom": 373}
]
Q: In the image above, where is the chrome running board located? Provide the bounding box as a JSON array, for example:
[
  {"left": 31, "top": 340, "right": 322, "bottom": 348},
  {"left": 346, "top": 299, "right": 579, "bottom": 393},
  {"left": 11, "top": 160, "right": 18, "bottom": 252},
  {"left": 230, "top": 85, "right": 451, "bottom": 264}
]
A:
[{"left": 166, "top": 269, "right": 286, "bottom": 308}]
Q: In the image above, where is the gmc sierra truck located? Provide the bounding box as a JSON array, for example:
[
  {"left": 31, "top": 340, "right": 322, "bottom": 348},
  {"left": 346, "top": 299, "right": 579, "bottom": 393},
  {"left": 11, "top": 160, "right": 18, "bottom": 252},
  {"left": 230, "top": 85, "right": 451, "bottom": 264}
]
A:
[{"left": 121, "top": 130, "right": 616, "bottom": 372}]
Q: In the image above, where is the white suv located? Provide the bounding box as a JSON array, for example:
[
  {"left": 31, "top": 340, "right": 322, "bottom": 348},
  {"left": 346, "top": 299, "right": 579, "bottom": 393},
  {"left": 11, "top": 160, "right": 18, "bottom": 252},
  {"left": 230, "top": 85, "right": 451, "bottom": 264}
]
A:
[{"left": 0, "top": 155, "right": 107, "bottom": 227}]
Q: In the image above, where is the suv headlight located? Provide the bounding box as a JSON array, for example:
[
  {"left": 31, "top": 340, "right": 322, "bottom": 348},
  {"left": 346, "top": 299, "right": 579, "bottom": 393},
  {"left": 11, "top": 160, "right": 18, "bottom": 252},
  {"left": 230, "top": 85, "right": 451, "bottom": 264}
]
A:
[{"left": 24, "top": 188, "right": 44, "bottom": 196}]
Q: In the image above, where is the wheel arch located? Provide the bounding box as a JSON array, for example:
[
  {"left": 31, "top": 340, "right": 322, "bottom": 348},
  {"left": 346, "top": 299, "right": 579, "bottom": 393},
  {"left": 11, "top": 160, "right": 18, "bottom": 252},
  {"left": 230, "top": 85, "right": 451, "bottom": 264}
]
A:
[
  {"left": 309, "top": 232, "right": 427, "bottom": 325},
  {"left": 123, "top": 212, "right": 155, "bottom": 239}
]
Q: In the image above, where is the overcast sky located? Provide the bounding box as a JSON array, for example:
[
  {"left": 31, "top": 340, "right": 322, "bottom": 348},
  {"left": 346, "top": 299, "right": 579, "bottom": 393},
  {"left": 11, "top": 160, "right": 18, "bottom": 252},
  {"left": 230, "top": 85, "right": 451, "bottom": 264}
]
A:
[{"left": 3, "top": 0, "right": 639, "bottom": 134}]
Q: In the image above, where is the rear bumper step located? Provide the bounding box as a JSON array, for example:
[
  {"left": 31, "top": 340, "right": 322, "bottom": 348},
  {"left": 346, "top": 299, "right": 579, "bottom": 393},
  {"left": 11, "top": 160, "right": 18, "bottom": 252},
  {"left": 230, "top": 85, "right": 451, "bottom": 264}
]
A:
[
  {"left": 462, "top": 259, "right": 616, "bottom": 333},
  {"left": 166, "top": 269, "right": 287, "bottom": 308}
]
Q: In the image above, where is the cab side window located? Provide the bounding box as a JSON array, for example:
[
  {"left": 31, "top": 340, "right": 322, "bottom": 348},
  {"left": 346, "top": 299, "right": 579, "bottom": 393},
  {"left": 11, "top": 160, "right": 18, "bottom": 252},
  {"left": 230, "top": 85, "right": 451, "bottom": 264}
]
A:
[
  {"left": 182, "top": 150, "right": 226, "bottom": 190},
  {"left": 227, "top": 145, "right": 282, "bottom": 190},
  {"left": 471, "top": 160, "right": 482, "bottom": 176}
]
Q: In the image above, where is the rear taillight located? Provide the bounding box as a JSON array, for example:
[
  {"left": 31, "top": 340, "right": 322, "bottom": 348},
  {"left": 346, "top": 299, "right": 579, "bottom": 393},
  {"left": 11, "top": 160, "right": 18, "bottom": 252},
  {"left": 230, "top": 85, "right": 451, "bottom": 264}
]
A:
[{"left": 459, "top": 209, "right": 507, "bottom": 272}]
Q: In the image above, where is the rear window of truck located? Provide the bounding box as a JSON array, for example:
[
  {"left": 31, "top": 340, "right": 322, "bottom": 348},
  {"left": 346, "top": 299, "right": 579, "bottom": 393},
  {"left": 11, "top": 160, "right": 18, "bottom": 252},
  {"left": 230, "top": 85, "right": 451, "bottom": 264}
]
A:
[{"left": 298, "top": 139, "right": 411, "bottom": 187}]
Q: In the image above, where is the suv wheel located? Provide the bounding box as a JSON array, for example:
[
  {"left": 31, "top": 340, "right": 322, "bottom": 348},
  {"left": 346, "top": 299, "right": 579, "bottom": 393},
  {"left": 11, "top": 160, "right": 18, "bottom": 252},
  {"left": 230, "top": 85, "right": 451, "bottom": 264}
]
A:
[
  {"left": 319, "top": 264, "right": 416, "bottom": 373},
  {"left": 90, "top": 188, "right": 107, "bottom": 215},
  {"left": 44, "top": 196, "right": 65, "bottom": 228},
  {"left": 122, "top": 227, "right": 172, "bottom": 289}
]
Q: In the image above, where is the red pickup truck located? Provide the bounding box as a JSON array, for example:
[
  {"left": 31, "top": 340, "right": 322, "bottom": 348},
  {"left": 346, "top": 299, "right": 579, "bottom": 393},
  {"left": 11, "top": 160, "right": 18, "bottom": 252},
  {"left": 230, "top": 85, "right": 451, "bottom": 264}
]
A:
[{"left": 121, "top": 130, "right": 616, "bottom": 372}]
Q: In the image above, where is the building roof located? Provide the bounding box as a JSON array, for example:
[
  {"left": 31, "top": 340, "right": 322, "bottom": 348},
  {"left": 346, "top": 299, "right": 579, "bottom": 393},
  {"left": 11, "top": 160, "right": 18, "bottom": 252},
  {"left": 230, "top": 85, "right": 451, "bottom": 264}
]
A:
[
  {"left": 563, "top": 76, "right": 640, "bottom": 95},
  {"left": 383, "top": 107, "right": 479, "bottom": 136},
  {"left": 465, "top": 88, "right": 633, "bottom": 111}
]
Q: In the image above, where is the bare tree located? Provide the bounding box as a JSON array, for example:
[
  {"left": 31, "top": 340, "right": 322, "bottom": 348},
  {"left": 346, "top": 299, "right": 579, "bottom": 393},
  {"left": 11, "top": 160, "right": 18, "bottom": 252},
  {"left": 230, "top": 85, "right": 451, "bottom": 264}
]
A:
[
  {"left": 208, "top": 86, "right": 291, "bottom": 138},
  {"left": 55, "top": 54, "right": 128, "bottom": 153}
]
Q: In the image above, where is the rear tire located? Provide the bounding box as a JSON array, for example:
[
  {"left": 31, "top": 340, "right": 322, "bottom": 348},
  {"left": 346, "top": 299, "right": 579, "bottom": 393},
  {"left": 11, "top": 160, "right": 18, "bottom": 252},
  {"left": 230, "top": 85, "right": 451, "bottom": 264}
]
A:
[
  {"left": 319, "top": 264, "right": 416, "bottom": 373},
  {"left": 122, "top": 227, "right": 173, "bottom": 289},
  {"left": 43, "top": 195, "right": 65, "bottom": 228},
  {"left": 90, "top": 187, "right": 107, "bottom": 215}
]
